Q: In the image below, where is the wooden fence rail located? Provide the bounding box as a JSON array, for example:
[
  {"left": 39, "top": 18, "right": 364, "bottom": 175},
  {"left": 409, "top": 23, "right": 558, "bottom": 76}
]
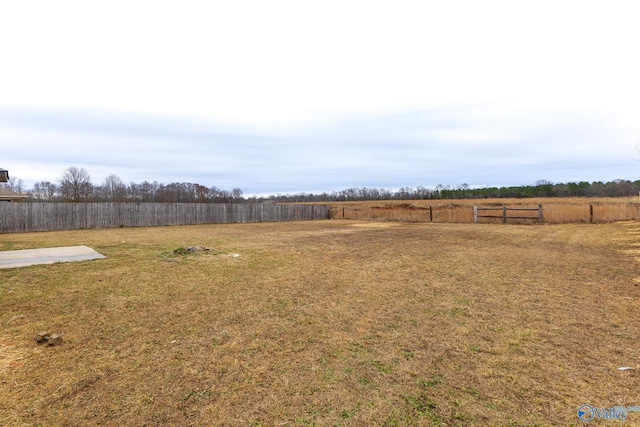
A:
[
  {"left": 474, "top": 204, "right": 544, "bottom": 223},
  {"left": 0, "top": 202, "right": 329, "bottom": 233},
  {"left": 330, "top": 202, "right": 640, "bottom": 224},
  {"left": 331, "top": 204, "right": 467, "bottom": 222}
]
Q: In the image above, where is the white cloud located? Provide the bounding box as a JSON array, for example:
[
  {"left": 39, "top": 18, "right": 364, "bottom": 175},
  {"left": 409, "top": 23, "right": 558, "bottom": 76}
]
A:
[{"left": 1, "top": 1, "right": 639, "bottom": 194}]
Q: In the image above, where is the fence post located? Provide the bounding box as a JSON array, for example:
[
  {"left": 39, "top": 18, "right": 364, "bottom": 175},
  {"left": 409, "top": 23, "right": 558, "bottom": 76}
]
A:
[
  {"left": 502, "top": 204, "right": 507, "bottom": 223},
  {"left": 429, "top": 206, "right": 433, "bottom": 222},
  {"left": 538, "top": 204, "right": 544, "bottom": 223},
  {"left": 589, "top": 203, "right": 593, "bottom": 223},
  {"left": 473, "top": 205, "right": 478, "bottom": 223}
]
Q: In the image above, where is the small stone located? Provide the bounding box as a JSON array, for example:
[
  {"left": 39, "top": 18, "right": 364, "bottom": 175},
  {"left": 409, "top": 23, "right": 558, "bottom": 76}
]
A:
[
  {"left": 48, "top": 334, "right": 63, "bottom": 346},
  {"left": 36, "top": 332, "right": 50, "bottom": 344}
]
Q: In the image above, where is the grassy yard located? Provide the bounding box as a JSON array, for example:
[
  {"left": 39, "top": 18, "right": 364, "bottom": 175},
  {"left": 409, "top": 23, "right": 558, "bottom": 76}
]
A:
[{"left": 2, "top": 220, "right": 640, "bottom": 426}]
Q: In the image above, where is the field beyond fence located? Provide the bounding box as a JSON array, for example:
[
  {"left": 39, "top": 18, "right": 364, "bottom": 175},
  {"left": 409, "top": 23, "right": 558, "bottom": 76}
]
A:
[
  {"left": 0, "top": 202, "right": 329, "bottom": 233},
  {"left": 328, "top": 197, "right": 640, "bottom": 224}
]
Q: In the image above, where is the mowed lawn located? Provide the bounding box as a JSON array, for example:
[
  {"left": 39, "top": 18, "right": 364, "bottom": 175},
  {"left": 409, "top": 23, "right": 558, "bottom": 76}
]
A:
[{"left": 2, "top": 220, "right": 640, "bottom": 426}]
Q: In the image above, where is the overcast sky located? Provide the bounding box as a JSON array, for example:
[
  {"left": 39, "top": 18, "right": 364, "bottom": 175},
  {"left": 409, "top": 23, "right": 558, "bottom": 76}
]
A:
[{"left": 2, "top": 1, "right": 639, "bottom": 196}]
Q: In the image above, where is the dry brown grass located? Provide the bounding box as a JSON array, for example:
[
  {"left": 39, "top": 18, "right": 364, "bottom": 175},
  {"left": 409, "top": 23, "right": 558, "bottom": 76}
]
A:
[
  {"left": 2, "top": 220, "right": 640, "bottom": 425},
  {"left": 328, "top": 197, "right": 640, "bottom": 224}
]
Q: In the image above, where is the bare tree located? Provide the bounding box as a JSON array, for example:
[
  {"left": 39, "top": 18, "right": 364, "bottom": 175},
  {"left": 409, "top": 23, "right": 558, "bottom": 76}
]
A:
[
  {"left": 0, "top": 176, "right": 24, "bottom": 193},
  {"left": 231, "top": 187, "right": 244, "bottom": 201},
  {"left": 100, "top": 174, "right": 127, "bottom": 202},
  {"left": 59, "top": 166, "right": 93, "bottom": 201},
  {"left": 195, "top": 184, "right": 209, "bottom": 202},
  {"left": 30, "top": 181, "right": 58, "bottom": 200}
]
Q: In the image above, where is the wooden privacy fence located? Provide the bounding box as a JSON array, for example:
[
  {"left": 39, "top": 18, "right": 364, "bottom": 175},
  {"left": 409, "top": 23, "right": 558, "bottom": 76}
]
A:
[
  {"left": 0, "top": 202, "right": 329, "bottom": 233},
  {"left": 474, "top": 204, "right": 544, "bottom": 223}
]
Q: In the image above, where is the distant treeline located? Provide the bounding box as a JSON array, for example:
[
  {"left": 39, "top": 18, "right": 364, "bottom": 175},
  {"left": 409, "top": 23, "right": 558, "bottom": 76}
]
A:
[
  {"left": 268, "top": 180, "right": 640, "bottom": 202},
  {"left": 2, "top": 167, "right": 639, "bottom": 203}
]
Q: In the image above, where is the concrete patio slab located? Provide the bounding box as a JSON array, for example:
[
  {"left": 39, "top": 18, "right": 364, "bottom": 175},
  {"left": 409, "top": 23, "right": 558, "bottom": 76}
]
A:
[{"left": 0, "top": 245, "right": 106, "bottom": 269}]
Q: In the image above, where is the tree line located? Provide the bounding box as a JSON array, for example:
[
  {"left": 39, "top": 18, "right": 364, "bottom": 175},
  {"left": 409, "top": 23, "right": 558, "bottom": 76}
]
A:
[
  {"left": 265, "top": 179, "right": 640, "bottom": 202},
  {"left": 2, "top": 167, "right": 244, "bottom": 203},
  {"left": 2, "top": 167, "right": 640, "bottom": 203}
]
